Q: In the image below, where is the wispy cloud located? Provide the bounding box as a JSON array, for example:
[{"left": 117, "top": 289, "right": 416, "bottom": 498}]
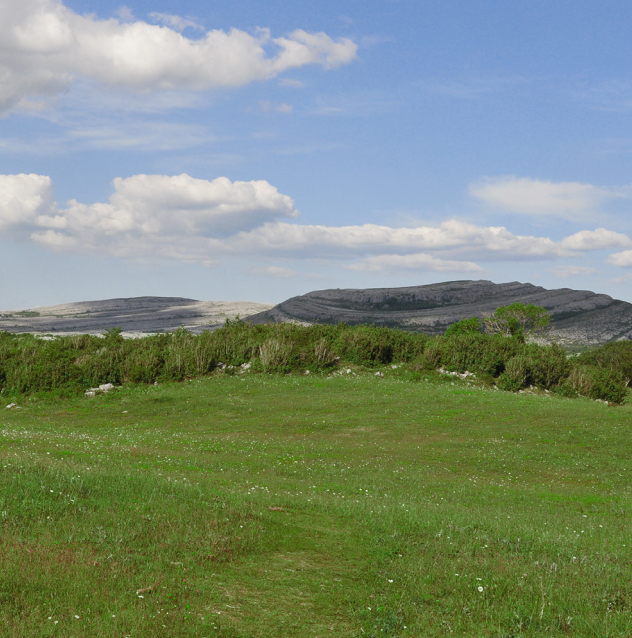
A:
[
  {"left": 259, "top": 101, "right": 293, "bottom": 114},
  {"left": 347, "top": 253, "right": 483, "bottom": 273},
  {"left": 423, "top": 76, "right": 527, "bottom": 100},
  {"left": 574, "top": 79, "right": 632, "bottom": 113},
  {"left": 307, "top": 92, "right": 398, "bottom": 117},
  {"left": 0, "top": 121, "right": 216, "bottom": 154},
  {"left": 470, "top": 176, "right": 627, "bottom": 220},
  {"left": 66, "top": 122, "right": 216, "bottom": 151},
  {"left": 276, "top": 142, "right": 342, "bottom": 155},
  {"left": 251, "top": 266, "right": 299, "bottom": 278},
  {"left": 550, "top": 265, "right": 597, "bottom": 279},
  {"left": 278, "top": 78, "right": 305, "bottom": 88},
  {"left": 148, "top": 12, "right": 204, "bottom": 32}
]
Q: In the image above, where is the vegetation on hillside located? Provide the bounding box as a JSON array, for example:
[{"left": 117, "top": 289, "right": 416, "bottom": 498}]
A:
[
  {"left": 0, "top": 315, "right": 629, "bottom": 404},
  {"left": 482, "top": 302, "right": 551, "bottom": 340}
]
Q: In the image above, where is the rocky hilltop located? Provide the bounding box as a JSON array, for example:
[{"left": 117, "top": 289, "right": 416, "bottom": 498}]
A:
[
  {"left": 248, "top": 280, "right": 632, "bottom": 348},
  {"left": 0, "top": 297, "right": 273, "bottom": 336}
]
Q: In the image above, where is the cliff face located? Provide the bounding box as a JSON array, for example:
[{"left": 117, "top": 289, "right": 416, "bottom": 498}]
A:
[{"left": 247, "top": 280, "right": 632, "bottom": 348}]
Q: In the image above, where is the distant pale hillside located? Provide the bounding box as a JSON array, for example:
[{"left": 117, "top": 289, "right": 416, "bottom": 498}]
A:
[
  {"left": 0, "top": 297, "right": 273, "bottom": 336},
  {"left": 248, "top": 280, "right": 632, "bottom": 349}
]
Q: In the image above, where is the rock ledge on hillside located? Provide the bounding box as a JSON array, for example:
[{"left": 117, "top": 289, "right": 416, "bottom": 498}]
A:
[{"left": 248, "top": 280, "right": 632, "bottom": 348}]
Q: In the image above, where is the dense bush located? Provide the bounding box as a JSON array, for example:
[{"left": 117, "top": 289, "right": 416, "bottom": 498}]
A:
[
  {"left": 421, "top": 333, "right": 522, "bottom": 376},
  {"left": 0, "top": 322, "right": 429, "bottom": 397},
  {"left": 444, "top": 317, "right": 482, "bottom": 337},
  {"left": 0, "top": 323, "right": 628, "bottom": 404},
  {"left": 496, "top": 355, "right": 530, "bottom": 392},
  {"left": 422, "top": 331, "right": 627, "bottom": 403},
  {"left": 560, "top": 365, "right": 628, "bottom": 404},
  {"left": 576, "top": 340, "right": 632, "bottom": 387},
  {"left": 494, "top": 345, "right": 570, "bottom": 392}
]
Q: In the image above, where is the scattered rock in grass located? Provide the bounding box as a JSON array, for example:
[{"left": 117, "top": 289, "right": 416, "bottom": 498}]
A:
[
  {"left": 5, "top": 403, "right": 17, "bottom": 409},
  {"left": 375, "top": 371, "right": 384, "bottom": 377},
  {"left": 86, "top": 383, "right": 116, "bottom": 397},
  {"left": 268, "top": 507, "right": 284, "bottom": 511},
  {"left": 438, "top": 368, "right": 476, "bottom": 379}
]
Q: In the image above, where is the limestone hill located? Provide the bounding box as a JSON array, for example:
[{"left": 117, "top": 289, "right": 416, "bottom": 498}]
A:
[
  {"left": 247, "top": 280, "right": 632, "bottom": 348},
  {"left": 0, "top": 297, "right": 273, "bottom": 336}
]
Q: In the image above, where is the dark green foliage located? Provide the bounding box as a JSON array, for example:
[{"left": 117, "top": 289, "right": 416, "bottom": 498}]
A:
[
  {"left": 0, "top": 322, "right": 429, "bottom": 397},
  {"left": 561, "top": 365, "right": 628, "bottom": 404},
  {"left": 576, "top": 340, "right": 632, "bottom": 386},
  {"left": 496, "top": 355, "right": 530, "bottom": 392},
  {"left": 331, "top": 324, "right": 426, "bottom": 367},
  {"left": 0, "top": 323, "right": 627, "bottom": 404},
  {"left": 523, "top": 343, "right": 571, "bottom": 388},
  {"left": 421, "top": 332, "right": 625, "bottom": 402},
  {"left": 495, "top": 346, "right": 570, "bottom": 392},
  {"left": 484, "top": 303, "right": 551, "bottom": 340},
  {"left": 421, "top": 333, "right": 522, "bottom": 377},
  {"left": 444, "top": 316, "right": 482, "bottom": 336}
]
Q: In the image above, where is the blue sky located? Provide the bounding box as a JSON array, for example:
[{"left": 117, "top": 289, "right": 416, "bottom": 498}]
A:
[{"left": 2, "top": 0, "right": 632, "bottom": 309}]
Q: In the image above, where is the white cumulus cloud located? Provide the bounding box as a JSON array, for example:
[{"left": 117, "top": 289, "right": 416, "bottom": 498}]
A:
[
  {"left": 559, "top": 228, "right": 632, "bottom": 251},
  {"left": 470, "top": 176, "right": 622, "bottom": 218},
  {"left": 607, "top": 250, "right": 632, "bottom": 268},
  {"left": 0, "top": 173, "right": 58, "bottom": 230},
  {"left": 3, "top": 173, "right": 631, "bottom": 275},
  {"left": 0, "top": 173, "right": 298, "bottom": 255},
  {"left": 0, "top": 0, "right": 357, "bottom": 114},
  {"left": 224, "top": 220, "right": 566, "bottom": 261}
]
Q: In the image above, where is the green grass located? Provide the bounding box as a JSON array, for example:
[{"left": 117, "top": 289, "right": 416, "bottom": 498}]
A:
[{"left": 1, "top": 370, "right": 631, "bottom": 637}]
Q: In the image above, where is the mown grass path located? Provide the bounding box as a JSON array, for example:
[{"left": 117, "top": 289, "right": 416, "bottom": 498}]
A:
[{"left": 1, "top": 373, "right": 631, "bottom": 637}]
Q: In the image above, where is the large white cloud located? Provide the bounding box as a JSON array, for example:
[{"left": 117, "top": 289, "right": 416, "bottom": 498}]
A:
[
  {"left": 0, "top": 174, "right": 58, "bottom": 230},
  {"left": 0, "top": 0, "right": 357, "bottom": 114},
  {"left": 470, "top": 176, "right": 623, "bottom": 218},
  {"left": 0, "top": 173, "right": 298, "bottom": 253},
  {"left": 2, "top": 173, "right": 631, "bottom": 273},
  {"left": 222, "top": 220, "right": 567, "bottom": 260}
]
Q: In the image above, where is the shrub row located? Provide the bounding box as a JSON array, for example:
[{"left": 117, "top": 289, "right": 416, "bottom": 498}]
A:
[
  {"left": 418, "top": 333, "right": 628, "bottom": 404},
  {"left": 0, "top": 322, "right": 429, "bottom": 397},
  {"left": 0, "top": 324, "right": 628, "bottom": 404}
]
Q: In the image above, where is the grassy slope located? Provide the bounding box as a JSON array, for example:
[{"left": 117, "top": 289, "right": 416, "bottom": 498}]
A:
[{"left": 1, "top": 372, "right": 631, "bottom": 637}]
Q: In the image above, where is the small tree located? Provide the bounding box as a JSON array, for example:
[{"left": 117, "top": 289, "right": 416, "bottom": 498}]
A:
[
  {"left": 483, "top": 303, "right": 550, "bottom": 341},
  {"left": 444, "top": 316, "right": 482, "bottom": 337}
]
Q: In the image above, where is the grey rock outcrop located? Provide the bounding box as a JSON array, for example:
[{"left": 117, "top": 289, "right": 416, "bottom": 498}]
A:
[
  {"left": 247, "top": 280, "right": 632, "bottom": 348},
  {"left": 0, "top": 297, "right": 273, "bottom": 336}
]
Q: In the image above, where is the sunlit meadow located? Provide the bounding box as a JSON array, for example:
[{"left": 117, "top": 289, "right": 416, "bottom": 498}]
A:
[{"left": 1, "top": 370, "right": 631, "bottom": 637}]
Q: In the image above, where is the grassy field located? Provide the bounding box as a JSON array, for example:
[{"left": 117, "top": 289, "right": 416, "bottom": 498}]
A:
[{"left": 1, "top": 369, "right": 631, "bottom": 637}]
